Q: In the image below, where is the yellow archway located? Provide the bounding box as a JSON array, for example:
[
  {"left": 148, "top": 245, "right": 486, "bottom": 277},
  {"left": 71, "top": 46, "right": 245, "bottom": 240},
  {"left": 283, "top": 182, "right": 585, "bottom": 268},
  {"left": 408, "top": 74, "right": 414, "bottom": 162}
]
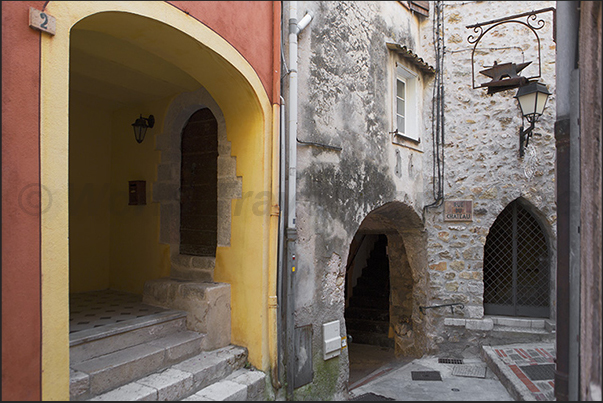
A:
[{"left": 40, "top": 2, "right": 275, "bottom": 399}]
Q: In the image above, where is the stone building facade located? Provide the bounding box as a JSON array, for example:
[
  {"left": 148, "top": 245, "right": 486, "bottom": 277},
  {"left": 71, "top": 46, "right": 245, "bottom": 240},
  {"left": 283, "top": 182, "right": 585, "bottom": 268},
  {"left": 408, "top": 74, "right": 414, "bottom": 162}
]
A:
[{"left": 284, "top": 1, "right": 557, "bottom": 399}]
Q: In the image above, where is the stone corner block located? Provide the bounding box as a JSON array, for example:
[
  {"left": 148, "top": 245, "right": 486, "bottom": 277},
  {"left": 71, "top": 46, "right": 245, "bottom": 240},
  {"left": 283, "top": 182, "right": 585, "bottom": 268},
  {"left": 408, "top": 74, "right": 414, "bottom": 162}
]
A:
[
  {"left": 465, "top": 318, "right": 494, "bottom": 331},
  {"left": 443, "top": 317, "right": 466, "bottom": 327},
  {"left": 194, "top": 380, "right": 247, "bottom": 401}
]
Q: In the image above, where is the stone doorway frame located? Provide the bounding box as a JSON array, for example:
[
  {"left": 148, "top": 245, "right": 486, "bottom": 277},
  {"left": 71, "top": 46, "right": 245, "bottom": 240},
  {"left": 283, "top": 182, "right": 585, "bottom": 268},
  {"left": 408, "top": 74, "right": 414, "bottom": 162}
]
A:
[{"left": 153, "top": 87, "right": 242, "bottom": 281}]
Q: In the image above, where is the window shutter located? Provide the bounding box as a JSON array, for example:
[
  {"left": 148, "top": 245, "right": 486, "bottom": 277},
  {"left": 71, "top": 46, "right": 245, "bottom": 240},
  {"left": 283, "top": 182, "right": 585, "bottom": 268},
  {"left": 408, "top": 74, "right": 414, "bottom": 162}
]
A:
[{"left": 400, "top": 1, "right": 430, "bottom": 17}]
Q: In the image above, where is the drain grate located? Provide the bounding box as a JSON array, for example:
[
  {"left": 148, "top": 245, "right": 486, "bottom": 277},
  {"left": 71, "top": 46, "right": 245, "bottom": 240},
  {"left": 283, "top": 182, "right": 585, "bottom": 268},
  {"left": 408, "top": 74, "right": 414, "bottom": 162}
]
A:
[
  {"left": 439, "top": 358, "right": 464, "bottom": 364},
  {"left": 452, "top": 364, "right": 487, "bottom": 378},
  {"left": 411, "top": 371, "right": 442, "bottom": 381},
  {"left": 519, "top": 364, "right": 556, "bottom": 381}
]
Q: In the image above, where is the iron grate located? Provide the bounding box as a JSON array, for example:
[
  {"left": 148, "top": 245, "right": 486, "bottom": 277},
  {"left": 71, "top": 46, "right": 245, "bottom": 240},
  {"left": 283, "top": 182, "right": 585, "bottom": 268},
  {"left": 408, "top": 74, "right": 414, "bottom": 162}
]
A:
[
  {"left": 519, "top": 364, "right": 556, "bottom": 381},
  {"left": 411, "top": 371, "right": 442, "bottom": 381},
  {"left": 438, "top": 358, "right": 464, "bottom": 364},
  {"left": 483, "top": 200, "right": 550, "bottom": 317}
]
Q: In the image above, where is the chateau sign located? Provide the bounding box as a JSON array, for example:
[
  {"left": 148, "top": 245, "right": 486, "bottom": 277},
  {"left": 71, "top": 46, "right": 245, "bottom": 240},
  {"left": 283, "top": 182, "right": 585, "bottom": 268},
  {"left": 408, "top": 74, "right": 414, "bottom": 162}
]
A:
[{"left": 444, "top": 200, "right": 473, "bottom": 222}]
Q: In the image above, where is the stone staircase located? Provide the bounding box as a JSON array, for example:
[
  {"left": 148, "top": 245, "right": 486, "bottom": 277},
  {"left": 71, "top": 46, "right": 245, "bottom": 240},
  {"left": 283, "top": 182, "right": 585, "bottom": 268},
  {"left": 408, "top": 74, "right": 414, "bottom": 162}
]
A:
[
  {"left": 345, "top": 235, "right": 394, "bottom": 348},
  {"left": 69, "top": 285, "right": 266, "bottom": 401}
]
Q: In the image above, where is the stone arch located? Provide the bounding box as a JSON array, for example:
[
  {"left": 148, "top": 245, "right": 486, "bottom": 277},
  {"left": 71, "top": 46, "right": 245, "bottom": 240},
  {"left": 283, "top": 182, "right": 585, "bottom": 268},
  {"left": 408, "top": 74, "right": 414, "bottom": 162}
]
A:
[
  {"left": 345, "top": 201, "right": 433, "bottom": 357},
  {"left": 40, "top": 2, "right": 273, "bottom": 395},
  {"left": 154, "top": 87, "right": 242, "bottom": 281},
  {"left": 483, "top": 197, "right": 553, "bottom": 318}
]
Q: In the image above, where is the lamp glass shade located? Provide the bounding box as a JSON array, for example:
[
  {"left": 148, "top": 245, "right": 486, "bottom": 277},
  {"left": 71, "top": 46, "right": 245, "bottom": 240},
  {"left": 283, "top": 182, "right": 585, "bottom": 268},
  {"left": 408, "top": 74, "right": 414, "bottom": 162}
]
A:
[
  {"left": 132, "top": 117, "right": 148, "bottom": 143},
  {"left": 515, "top": 81, "right": 551, "bottom": 118}
]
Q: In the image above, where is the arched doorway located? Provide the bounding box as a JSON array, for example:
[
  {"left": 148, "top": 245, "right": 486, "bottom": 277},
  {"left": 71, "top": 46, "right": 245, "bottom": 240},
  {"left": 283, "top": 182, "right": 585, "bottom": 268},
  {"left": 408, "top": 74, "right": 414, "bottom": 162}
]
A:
[
  {"left": 483, "top": 199, "right": 550, "bottom": 317},
  {"left": 345, "top": 234, "right": 392, "bottom": 348},
  {"left": 180, "top": 108, "right": 219, "bottom": 257},
  {"left": 41, "top": 3, "right": 276, "bottom": 396},
  {"left": 344, "top": 202, "right": 428, "bottom": 388}
]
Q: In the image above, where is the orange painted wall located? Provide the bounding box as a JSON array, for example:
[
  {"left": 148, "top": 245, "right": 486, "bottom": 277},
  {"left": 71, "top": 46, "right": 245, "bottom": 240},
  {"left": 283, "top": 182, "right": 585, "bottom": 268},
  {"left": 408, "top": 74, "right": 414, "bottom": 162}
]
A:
[
  {"left": 168, "top": 1, "right": 279, "bottom": 103},
  {"left": 1, "top": 1, "right": 280, "bottom": 400},
  {"left": 1, "top": 1, "right": 47, "bottom": 400}
]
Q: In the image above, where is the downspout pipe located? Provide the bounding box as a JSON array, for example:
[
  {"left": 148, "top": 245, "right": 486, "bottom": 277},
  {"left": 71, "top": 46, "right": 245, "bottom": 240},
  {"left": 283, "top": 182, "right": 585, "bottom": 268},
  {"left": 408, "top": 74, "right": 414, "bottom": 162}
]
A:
[
  {"left": 287, "top": 5, "right": 313, "bottom": 230},
  {"left": 285, "top": 2, "right": 313, "bottom": 398}
]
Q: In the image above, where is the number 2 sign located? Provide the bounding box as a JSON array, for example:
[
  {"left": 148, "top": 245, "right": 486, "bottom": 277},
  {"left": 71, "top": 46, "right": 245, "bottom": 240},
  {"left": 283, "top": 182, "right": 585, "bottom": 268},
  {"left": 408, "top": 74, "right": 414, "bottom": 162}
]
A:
[{"left": 29, "top": 7, "right": 56, "bottom": 36}]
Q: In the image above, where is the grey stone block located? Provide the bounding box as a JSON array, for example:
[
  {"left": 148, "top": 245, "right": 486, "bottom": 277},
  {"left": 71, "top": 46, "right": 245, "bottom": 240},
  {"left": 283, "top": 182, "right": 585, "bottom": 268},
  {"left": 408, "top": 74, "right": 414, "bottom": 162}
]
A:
[
  {"left": 465, "top": 318, "right": 494, "bottom": 331},
  {"left": 170, "top": 266, "right": 214, "bottom": 283},
  {"left": 226, "top": 369, "right": 266, "bottom": 400},
  {"left": 217, "top": 156, "right": 237, "bottom": 177},
  {"left": 70, "top": 368, "right": 90, "bottom": 400},
  {"left": 173, "top": 346, "right": 247, "bottom": 391},
  {"left": 136, "top": 368, "right": 193, "bottom": 401},
  {"left": 148, "top": 331, "right": 204, "bottom": 366},
  {"left": 88, "top": 382, "right": 158, "bottom": 401},
  {"left": 190, "top": 380, "right": 247, "bottom": 401}
]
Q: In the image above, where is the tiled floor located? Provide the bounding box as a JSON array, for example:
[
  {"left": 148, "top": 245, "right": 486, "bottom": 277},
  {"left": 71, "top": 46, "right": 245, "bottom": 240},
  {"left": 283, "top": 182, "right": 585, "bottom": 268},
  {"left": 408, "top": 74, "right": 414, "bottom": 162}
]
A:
[
  {"left": 69, "top": 289, "right": 169, "bottom": 334},
  {"left": 493, "top": 344, "right": 556, "bottom": 401}
]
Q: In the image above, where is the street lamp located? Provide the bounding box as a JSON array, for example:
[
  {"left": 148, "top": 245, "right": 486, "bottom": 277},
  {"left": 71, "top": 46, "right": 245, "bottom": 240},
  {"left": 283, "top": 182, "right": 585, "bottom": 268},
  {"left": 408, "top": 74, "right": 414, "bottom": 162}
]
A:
[{"left": 514, "top": 81, "right": 551, "bottom": 157}]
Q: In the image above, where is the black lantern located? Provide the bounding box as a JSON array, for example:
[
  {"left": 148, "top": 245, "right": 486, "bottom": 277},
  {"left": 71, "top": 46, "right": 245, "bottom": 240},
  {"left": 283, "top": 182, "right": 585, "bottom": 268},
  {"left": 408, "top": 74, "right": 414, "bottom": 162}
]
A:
[
  {"left": 131, "top": 114, "right": 155, "bottom": 144},
  {"left": 514, "top": 81, "right": 550, "bottom": 157}
]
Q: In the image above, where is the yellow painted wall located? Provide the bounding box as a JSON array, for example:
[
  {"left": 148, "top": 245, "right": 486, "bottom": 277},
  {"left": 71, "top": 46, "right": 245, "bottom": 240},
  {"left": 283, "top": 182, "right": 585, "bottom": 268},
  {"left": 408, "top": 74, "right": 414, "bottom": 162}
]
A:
[
  {"left": 69, "top": 102, "right": 112, "bottom": 292},
  {"left": 109, "top": 102, "right": 171, "bottom": 295},
  {"left": 41, "top": 2, "right": 276, "bottom": 399}
]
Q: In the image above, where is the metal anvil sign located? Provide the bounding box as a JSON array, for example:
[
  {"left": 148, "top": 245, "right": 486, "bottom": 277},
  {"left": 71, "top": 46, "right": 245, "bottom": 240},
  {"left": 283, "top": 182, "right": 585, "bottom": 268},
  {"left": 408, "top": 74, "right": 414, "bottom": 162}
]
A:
[{"left": 444, "top": 200, "right": 473, "bottom": 221}]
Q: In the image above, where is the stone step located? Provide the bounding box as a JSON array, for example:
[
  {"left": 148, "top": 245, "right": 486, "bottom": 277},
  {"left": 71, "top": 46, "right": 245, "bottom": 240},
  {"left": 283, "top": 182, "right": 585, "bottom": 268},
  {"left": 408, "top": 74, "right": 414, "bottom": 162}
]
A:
[
  {"left": 347, "top": 330, "right": 395, "bottom": 348},
  {"left": 345, "top": 317, "right": 390, "bottom": 334},
  {"left": 345, "top": 306, "right": 389, "bottom": 322},
  {"left": 350, "top": 283, "right": 389, "bottom": 298},
  {"left": 355, "top": 274, "right": 390, "bottom": 289},
  {"left": 183, "top": 368, "right": 267, "bottom": 401},
  {"left": 71, "top": 330, "right": 206, "bottom": 400},
  {"left": 70, "top": 309, "right": 189, "bottom": 363},
  {"left": 348, "top": 294, "right": 389, "bottom": 310},
  {"left": 87, "top": 345, "right": 250, "bottom": 401}
]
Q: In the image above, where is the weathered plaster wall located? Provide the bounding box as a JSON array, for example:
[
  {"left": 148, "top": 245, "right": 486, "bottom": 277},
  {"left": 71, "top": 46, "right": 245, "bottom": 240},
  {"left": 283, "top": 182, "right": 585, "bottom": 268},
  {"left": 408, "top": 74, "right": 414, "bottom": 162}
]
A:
[
  {"left": 419, "top": 1, "right": 557, "bottom": 356},
  {"left": 288, "top": 1, "right": 431, "bottom": 399}
]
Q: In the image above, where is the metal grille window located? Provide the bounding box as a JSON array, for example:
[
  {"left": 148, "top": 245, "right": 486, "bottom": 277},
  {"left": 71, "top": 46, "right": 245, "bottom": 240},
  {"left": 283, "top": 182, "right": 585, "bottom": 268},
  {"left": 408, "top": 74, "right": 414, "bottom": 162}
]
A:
[{"left": 483, "top": 200, "right": 550, "bottom": 317}]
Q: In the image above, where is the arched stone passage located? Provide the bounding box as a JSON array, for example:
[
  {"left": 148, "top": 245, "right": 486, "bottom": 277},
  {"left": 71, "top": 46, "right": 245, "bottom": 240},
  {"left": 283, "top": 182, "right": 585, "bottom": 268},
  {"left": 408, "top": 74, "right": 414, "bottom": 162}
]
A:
[
  {"left": 41, "top": 3, "right": 274, "bottom": 394},
  {"left": 344, "top": 201, "right": 432, "bottom": 358}
]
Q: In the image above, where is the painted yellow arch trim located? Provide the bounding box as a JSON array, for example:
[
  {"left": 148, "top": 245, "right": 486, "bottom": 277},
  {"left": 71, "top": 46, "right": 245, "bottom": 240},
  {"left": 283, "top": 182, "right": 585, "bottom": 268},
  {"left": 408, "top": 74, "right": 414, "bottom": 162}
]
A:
[{"left": 40, "top": 1, "right": 275, "bottom": 400}]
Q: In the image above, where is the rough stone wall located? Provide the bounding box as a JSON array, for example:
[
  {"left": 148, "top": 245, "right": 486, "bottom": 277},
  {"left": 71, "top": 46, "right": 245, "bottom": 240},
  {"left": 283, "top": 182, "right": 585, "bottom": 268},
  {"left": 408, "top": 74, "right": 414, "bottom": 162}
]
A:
[
  {"left": 287, "top": 0, "right": 557, "bottom": 398},
  {"left": 419, "top": 1, "right": 557, "bottom": 354}
]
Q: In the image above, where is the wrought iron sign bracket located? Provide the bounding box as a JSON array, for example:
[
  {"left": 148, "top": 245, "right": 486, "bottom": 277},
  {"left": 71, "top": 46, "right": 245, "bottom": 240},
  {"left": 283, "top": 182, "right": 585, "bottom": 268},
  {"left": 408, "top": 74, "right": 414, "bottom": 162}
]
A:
[{"left": 466, "top": 7, "right": 556, "bottom": 94}]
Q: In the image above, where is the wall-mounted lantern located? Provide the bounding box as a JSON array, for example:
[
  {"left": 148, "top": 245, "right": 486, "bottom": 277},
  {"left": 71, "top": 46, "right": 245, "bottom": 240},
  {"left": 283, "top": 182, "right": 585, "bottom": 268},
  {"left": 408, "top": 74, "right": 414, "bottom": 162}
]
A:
[
  {"left": 466, "top": 7, "right": 555, "bottom": 157},
  {"left": 515, "top": 81, "right": 551, "bottom": 157},
  {"left": 131, "top": 114, "right": 154, "bottom": 144}
]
